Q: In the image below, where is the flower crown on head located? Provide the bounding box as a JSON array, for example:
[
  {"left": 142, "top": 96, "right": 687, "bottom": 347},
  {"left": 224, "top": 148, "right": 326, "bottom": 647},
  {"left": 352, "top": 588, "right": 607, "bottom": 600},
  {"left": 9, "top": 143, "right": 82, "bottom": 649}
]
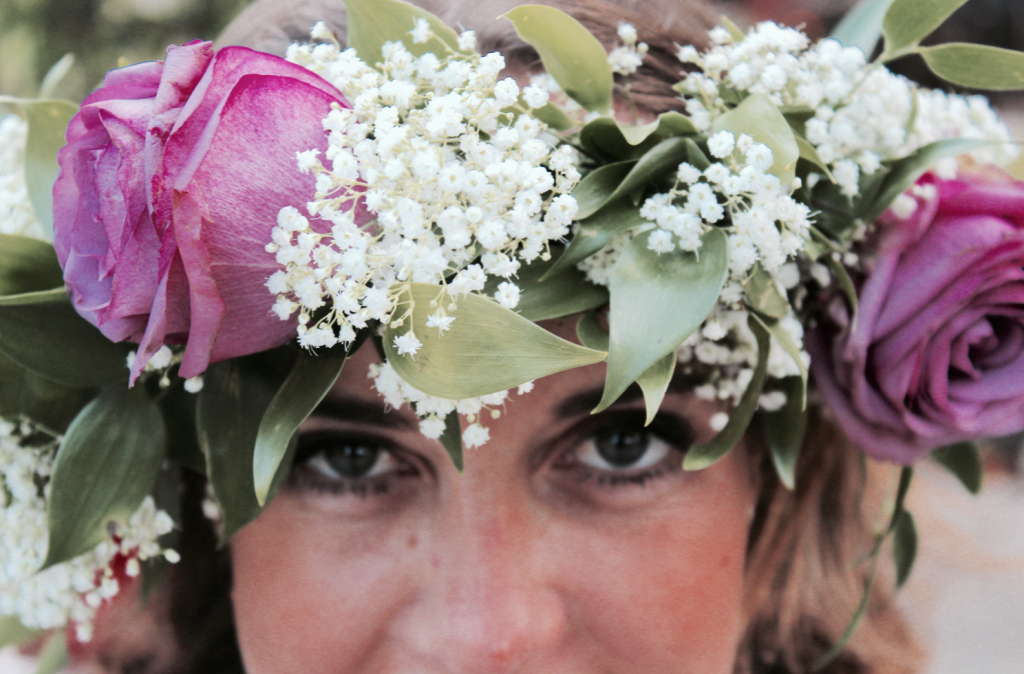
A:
[{"left": 1, "top": 0, "right": 1023, "bottom": 652}]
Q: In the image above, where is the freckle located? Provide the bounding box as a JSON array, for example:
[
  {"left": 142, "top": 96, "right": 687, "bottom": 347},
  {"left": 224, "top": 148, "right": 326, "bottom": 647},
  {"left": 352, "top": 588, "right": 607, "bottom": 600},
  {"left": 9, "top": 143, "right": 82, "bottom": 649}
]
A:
[
  {"left": 431, "top": 555, "right": 440, "bottom": 569},
  {"left": 720, "top": 554, "right": 731, "bottom": 568},
  {"left": 407, "top": 534, "right": 418, "bottom": 549}
]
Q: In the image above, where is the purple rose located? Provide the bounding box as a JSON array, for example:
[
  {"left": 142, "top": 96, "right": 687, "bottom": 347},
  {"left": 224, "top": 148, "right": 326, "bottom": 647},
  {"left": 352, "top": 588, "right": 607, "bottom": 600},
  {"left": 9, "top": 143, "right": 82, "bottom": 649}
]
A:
[
  {"left": 54, "top": 42, "right": 348, "bottom": 381},
  {"left": 809, "top": 170, "right": 1024, "bottom": 463}
]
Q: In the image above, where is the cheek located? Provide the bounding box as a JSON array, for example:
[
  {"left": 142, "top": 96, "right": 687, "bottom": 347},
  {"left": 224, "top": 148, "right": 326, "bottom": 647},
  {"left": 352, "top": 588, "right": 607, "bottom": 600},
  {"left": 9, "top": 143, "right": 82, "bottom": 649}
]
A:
[{"left": 230, "top": 497, "right": 419, "bottom": 674}]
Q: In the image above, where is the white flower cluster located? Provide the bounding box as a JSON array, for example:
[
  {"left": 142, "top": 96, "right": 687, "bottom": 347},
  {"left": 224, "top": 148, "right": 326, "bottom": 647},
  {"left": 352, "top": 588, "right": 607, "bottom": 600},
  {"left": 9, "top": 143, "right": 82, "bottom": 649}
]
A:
[
  {"left": 268, "top": 25, "right": 581, "bottom": 356},
  {"left": 126, "top": 346, "right": 203, "bottom": 393},
  {"left": 0, "top": 115, "right": 48, "bottom": 241},
  {"left": 608, "top": 22, "right": 648, "bottom": 76},
  {"left": 0, "top": 418, "right": 178, "bottom": 642},
  {"left": 369, "top": 361, "right": 533, "bottom": 448}
]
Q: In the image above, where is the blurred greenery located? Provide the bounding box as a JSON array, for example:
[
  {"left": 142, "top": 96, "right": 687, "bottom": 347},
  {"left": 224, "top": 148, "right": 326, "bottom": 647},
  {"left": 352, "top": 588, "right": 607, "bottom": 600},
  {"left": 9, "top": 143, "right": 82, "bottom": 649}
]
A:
[{"left": 0, "top": 0, "right": 253, "bottom": 102}]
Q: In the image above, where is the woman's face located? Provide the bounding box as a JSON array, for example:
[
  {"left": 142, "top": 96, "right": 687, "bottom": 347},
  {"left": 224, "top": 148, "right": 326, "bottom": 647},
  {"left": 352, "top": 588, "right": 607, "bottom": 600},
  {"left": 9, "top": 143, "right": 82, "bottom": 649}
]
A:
[{"left": 231, "top": 322, "right": 758, "bottom": 674}]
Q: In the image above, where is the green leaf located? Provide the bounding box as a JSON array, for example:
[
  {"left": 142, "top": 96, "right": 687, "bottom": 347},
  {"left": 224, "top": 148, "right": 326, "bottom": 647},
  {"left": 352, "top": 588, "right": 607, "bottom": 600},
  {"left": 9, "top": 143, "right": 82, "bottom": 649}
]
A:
[
  {"left": 573, "top": 161, "right": 635, "bottom": 219},
  {"left": 0, "top": 97, "right": 78, "bottom": 239},
  {"left": 501, "top": 5, "right": 613, "bottom": 113},
  {"left": 159, "top": 383, "right": 205, "bottom": 475},
  {"left": 795, "top": 136, "right": 837, "bottom": 183},
  {"left": 0, "top": 288, "right": 132, "bottom": 387},
  {"left": 34, "top": 630, "right": 68, "bottom": 674},
  {"left": 889, "top": 466, "right": 915, "bottom": 532},
  {"left": 750, "top": 312, "right": 807, "bottom": 409},
  {"left": 685, "top": 138, "right": 711, "bottom": 171},
  {"left": 575, "top": 310, "right": 607, "bottom": 350},
  {"left": 636, "top": 351, "right": 676, "bottom": 426},
  {"left": 543, "top": 200, "right": 649, "bottom": 279},
  {"left": 342, "top": 0, "right": 465, "bottom": 64},
  {"left": 253, "top": 345, "right": 348, "bottom": 506},
  {"left": 597, "top": 227, "right": 729, "bottom": 413},
  {"left": 720, "top": 15, "right": 745, "bottom": 43},
  {"left": 830, "top": 0, "right": 895, "bottom": 56},
  {"left": 0, "top": 234, "right": 62, "bottom": 296},
  {"left": 742, "top": 263, "right": 788, "bottom": 319},
  {"left": 596, "top": 137, "right": 691, "bottom": 218},
  {"left": 483, "top": 247, "right": 608, "bottom": 321},
  {"left": 0, "top": 350, "right": 92, "bottom": 434},
  {"left": 198, "top": 352, "right": 294, "bottom": 545},
  {"left": 44, "top": 386, "right": 166, "bottom": 568},
  {"left": 760, "top": 377, "right": 807, "bottom": 490},
  {"left": 892, "top": 509, "right": 918, "bottom": 589},
  {"left": 932, "top": 442, "right": 982, "bottom": 494},
  {"left": 685, "top": 314, "right": 770, "bottom": 471},
  {"left": 882, "top": 0, "right": 969, "bottom": 57},
  {"left": 439, "top": 409, "right": 463, "bottom": 472},
  {"left": 579, "top": 112, "right": 698, "bottom": 162},
  {"left": 39, "top": 54, "right": 75, "bottom": 99},
  {"left": 859, "top": 138, "right": 990, "bottom": 223},
  {"left": 713, "top": 93, "right": 799, "bottom": 183},
  {"left": 0, "top": 615, "right": 42, "bottom": 650},
  {"left": 384, "top": 282, "right": 606, "bottom": 400},
  {"left": 531, "top": 101, "right": 576, "bottom": 131},
  {"left": 919, "top": 43, "right": 1024, "bottom": 90}
]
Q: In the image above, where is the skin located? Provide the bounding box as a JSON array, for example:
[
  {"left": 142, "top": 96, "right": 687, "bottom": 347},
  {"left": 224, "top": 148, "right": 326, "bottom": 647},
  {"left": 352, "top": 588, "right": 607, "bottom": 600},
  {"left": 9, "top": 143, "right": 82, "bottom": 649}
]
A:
[{"left": 231, "top": 321, "right": 758, "bottom": 674}]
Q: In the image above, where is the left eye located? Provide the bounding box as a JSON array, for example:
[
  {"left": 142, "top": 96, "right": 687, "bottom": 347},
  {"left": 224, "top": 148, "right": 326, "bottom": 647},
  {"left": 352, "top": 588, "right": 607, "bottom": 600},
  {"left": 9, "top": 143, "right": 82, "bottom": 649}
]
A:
[
  {"left": 301, "top": 435, "right": 401, "bottom": 480},
  {"left": 576, "top": 426, "right": 672, "bottom": 471}
]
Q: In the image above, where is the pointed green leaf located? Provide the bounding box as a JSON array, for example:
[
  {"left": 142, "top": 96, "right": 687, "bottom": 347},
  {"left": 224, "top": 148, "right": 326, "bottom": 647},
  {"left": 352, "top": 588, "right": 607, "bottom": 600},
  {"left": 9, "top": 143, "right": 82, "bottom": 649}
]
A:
[
  {"left": 931, "top": 442, "right": 982, "bottom": 494},
  {"left": 713, "top": 94, "right": 799, "bottom": 183},
  {"left": 0, "top": 615, "right": 42, "bottom": 650},
  {"left": 0, "top": 97, "right": 78, "bottom": 239},
  {"left": 618, "top": 112, "right": 698, "bottom": 145},
  {"left": 531, "top": 101, "right": 576, "bottom": 131},
  {"left": 742, "top": 263, "right": 788, "bottom": 319},
  {"left": 34, "top": 630, "right": 68, "bottom": 674},
  {"left": 543, "top": 200, "right": 649, "bottom": 279},
  {"left": 483, "top": 248, "right": 607, "bottom": 321},
  {"left": 159, "top": 383, "right": 205, "bottom": 475},
  {"left": 684, "top": 314, "right": 770, "bottom": 471},
  {"left": 0, "top": 288, "right": 132, "bottom": 386},
  {"left": 830, "top": 0, "right": 895, "bottom": 56},
  {"left": 384, "top": 282, "right": 606, "bottom": 400},
  {"left": 889, "top": 466, "right": 915, "bottom": 532},
  {"left": 580, "top": 112, "right": 698, "bottom": 161},
  {"left": 760, "top": 377, "right": 807, "bottom": 490},
  {"left": 573, "top": 161, "right": 635, "bottom": 219},
  {"left": 39, "top": 54, "right": 75, "bottom": 99},
  {"left": 795, "top": 136, "right": 836, "bottom": 183},
  {"left": 598, "top": 227, "right": 729, "bottom": 413},
  {"left": 501, "top": 5, "right": 613, "bottom": 113},
  {"left": 685, "top": 138, "right": 711, "bottom": 171},
  {"left": 591, "top": 137, "right": 691, "bottom": 219},
  {"left": 636, "top": 351, "right": 676, "bottom": 426},
  {"left": 720, "top": 15, "right": 745, "bottom": 43},
  {"left": 860, "top": 138, "right": 991, "bottom": 223},
  {"left": 254, "top": 345, "right": 349, "bottom": 506},
  {"left": 0, "top": 234, "right": 62, "bottom": 296},
  {"left": 0, "top": 351, "right": 92, "bottom": 434},
  {"left": 892, "top": 509, "right": 918, "bottom": 589},
  {"left": 439, "top": 409, "right": 463, "bottom": 472},
  {"left": 919, "top": 43, "right": 1024, "bottom": 91},
  {"left": 45, "top": 386, "right": 166, "bottom": 568},
  {"left": 343, "top": 0, "right": 465, "bottom": 65},
  {"left": 575, "top": 310, "right": 608, "bottom": 350},
  {"left": 198, "top": 352, "right": 294, "bottom": 545},
  {"left": 750, "top": 312, "right": 807, "bottom": 409},
  {"left": 882, "top": 0, "right": 969, "bottom": 57}
]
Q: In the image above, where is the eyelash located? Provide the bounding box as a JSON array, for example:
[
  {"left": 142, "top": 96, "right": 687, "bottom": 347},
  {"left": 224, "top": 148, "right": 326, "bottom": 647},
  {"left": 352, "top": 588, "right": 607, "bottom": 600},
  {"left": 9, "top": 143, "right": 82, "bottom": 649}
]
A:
[{"left": 288, "top": 432, "right": 417, "bottom": 499}]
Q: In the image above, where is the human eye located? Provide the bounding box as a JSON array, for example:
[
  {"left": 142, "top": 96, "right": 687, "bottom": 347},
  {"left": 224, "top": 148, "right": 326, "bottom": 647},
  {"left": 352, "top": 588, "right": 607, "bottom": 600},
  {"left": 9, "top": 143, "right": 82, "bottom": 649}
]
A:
[{"left": 288, "top": 431, "right": 419, "bottom": 499}]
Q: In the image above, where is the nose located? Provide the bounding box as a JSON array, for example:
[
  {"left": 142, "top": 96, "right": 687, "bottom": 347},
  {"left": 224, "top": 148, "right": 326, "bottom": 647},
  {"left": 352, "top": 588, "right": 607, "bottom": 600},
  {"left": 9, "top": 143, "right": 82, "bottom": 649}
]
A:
[{"left": 396, "top": 489, "right": 567, "bottom": 673}]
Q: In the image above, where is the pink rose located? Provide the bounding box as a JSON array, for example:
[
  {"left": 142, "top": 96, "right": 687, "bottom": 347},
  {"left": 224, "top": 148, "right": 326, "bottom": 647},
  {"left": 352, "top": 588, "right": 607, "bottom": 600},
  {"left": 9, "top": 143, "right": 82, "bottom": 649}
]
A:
[
  {"left": 809, "top": 170, "right": 1024, "bottom": 463},
  {"left": 53, "top": 41, "right": 348, "bottom": 381}
]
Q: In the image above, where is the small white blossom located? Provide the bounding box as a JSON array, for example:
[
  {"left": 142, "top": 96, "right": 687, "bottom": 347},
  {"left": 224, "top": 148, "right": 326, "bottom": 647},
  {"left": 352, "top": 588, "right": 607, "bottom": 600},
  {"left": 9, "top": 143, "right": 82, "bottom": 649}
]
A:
[{"left": 394, "top": 333, "right": 423, "bottom": 356}]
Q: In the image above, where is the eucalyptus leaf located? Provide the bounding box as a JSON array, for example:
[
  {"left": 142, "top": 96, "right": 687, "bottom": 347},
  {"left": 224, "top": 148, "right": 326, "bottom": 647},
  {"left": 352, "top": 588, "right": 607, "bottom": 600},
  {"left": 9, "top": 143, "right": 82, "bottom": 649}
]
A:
[
  {"left": 482, "top": 248, "right": 608, "bottom": 321},
  {"left": 198, "top": 353, "right": 294, "bottom": 545},
  {"left": 882, "top": 0, "right": 969, "bottom": 58},
  {"left": 342, "top": 0, "right": 464, "bottom": 64},
  {"left": 439, "top": 409, "right": 463, "bottom": 472},
  {"left": 892, "top": 509, "right": 918, "bottom": 589},
  {"left": 919, "top": 43, "right": 1024, "bottom": 91},
  {"left": 750, "top": 312, "right": 808, "bottom": 409},
  {"left": 0, "top": 97, "right": 78, "bottom": 239},
  {"left": 713, "top": 94, "right": 799, "bottom": 183},
  {"left": 501, "top": 5, "right": 613, "bottom": 113},
  {"left": 760, "top": 377, "right": 807, "bottom": 490},
  {"left": 0, "top": 615, "right": 42, "bottom": 650},
  {"left": 573, "top": 161, "right": 635, "bottom": 219},
  {"left": 598, "top": 227, "right": 728, "bottom": 413},
  {"left": 34, "top": 630, "right": 68, "bottom": 674},
  {"left": 931, "top": 442, "right": 982, "bottom": 494},
  {"left": 830, "top": 0, "right": 895, "bottom": 56},
  {"left": 253, "top": 345, "right": 348, "bottom": 506},
  {"left": 0, "top": 234, "right": 62, "bottom": 296},
  {"left": 742, "top": 263, "right": 788, "bottom": 319},
  {"left": 384, "top": 283, "right": 606, "bottom": 400},
  {"left": 684, "top": 315, "right": 770, "bottom": 471},
  {"left": 795, "top": 136, "right": 837, "bottom": 183},
  {"left": 44, "top": 386, "right": 166, "bottom": 568},
  {"left": 0, "top": 288, "right": 132, "bottom": 387}
]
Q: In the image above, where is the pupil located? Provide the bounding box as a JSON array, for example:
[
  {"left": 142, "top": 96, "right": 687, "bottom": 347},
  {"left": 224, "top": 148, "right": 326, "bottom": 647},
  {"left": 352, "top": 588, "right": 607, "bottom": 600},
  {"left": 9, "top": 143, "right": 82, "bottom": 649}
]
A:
[
  {"left": 326, "top": 443, "right": 380, "bottom": 478},
  {"left": 595, "top": 429, "right": 649, "bottom": 467}
]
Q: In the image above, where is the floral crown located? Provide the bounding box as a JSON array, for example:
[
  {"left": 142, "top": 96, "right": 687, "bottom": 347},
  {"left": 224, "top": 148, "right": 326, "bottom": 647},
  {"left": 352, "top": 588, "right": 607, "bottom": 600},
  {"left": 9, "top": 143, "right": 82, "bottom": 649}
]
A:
[{"left": 1, "top": 0, "right": 1023, "bottom": 655}]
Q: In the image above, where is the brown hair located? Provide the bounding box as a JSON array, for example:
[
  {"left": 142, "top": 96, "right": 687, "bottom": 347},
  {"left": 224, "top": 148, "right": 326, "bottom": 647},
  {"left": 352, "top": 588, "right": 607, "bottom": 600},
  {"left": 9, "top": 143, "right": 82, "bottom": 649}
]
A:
[{"left": 84, "top": 2, "right": 920, "bottom": 672}]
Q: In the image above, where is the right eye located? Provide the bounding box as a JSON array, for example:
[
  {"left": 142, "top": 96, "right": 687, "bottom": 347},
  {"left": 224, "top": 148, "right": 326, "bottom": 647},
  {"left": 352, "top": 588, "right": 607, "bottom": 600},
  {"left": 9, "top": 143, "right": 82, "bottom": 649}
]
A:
[{"left": 295, "top": 433, "right": 408, "bottom": 481}]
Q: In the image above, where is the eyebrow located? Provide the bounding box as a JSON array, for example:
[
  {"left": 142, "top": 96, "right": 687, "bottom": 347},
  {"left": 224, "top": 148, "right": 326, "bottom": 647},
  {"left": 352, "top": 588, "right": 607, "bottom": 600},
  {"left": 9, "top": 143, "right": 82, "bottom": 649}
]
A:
[
  {"left": 556, "top": 371, "right": 701, "bottom": 419},
  {"left": 311, "top": 395, "right": 416, "bottom": 430}
]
